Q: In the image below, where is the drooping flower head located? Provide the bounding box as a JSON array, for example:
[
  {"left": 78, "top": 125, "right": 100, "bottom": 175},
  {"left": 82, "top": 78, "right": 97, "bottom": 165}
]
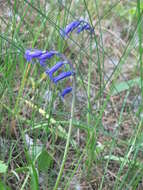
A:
[
  {"left": 24, "top": 49, "right": 74, "bottom": 98},
  {"left": 60, "top": 87, "right": 72, "bottom": 98},
  {"left": 46, "top": 61, "right": 65, "bottom": 79},
  {"left": 38, "top": 50, "right": 59, "bottom": 66},
  {"left": 25, "top": 49, "right": 59, "bottom": 67},
  {"left": 24, "top": 49, "right": 43, "bottom": 62},
  {"left": 60, "top": 19, "right": 94, "bottom": 38}
]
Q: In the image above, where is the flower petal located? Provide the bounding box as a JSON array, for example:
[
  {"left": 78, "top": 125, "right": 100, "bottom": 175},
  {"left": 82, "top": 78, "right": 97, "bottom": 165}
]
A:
[
  {"left": 38, "top": 50, "right": 58, "bottom": 61},
  {"left": 60, "top": 20, "right": 82, "bottom": 37},
  {"left": 52, "top": 71, "right": 72, "bottom": 83},
  {"left": 46, "top": 61, "right": 65, "bottom": 78},
  {"left": 60, "top": 87, "right": 72, "bottom": 98},
  {"left": 76, "top": 23, "right": 93, "bottom": 33},
  {"left": 25, "top": 49, "right": 43, "bottom": 62},
  {"left": 60, "top": 20, "right": 94, "bottom": 38}
]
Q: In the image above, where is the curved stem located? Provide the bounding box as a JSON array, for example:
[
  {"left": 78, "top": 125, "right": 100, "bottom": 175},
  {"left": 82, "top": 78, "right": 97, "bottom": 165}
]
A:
[{"left": 53, "top": 75, "right": 76, "bottom": 190}]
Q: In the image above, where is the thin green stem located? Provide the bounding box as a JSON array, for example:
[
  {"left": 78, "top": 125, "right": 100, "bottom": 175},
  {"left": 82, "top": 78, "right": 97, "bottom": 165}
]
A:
[
  {"left": 53, "top": 75, "right": 76, "bottom": 190},
  {"left": 87, "top": 38, "right": 92, "bottom": 125},
  {"left": 137, "top": 0, "right": 143, "bottom": 111},
  {"left": 14, "top": 62, "right": 31, "bottom": 115}
]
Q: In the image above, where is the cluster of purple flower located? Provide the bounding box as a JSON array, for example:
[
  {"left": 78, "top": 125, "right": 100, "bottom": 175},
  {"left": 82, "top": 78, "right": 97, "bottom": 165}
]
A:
[
  {"left": 25, "top": 49, "right": 74, "bottom": 98},
  {"left": 24, "top": 20, "right": 94, "bottom": 99},
  {"left": 60, "top": 19, "right": 94, "bottom": 38}
]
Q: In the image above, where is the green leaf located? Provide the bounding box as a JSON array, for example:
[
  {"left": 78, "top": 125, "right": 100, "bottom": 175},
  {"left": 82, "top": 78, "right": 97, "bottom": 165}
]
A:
[
  {"left": 0, "top": 160, "right": 8, "bottom": 174},
  {"left": 112, "top": 77, "right": 141, "bottom": 95},
  {"left": 30, "top": 165, "right": 39, "bottom": 190},
  {"left": 0, "top": 180, "right": 11, "bottom": 190},
  {"left": 37, "top": 150, "right": 53, "bottom": 172}
]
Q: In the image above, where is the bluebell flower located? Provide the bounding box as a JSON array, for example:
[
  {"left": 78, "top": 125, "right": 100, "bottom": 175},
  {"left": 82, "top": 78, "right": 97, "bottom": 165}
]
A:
[
  {"left": 38, "top": 51, "right": 59, "bottom": 67},
  {"left": 45, "top": 61, "right": 65, "bottom": 79},
  {"left": 76, "top": 22, "right": 94, "bottom": 33},
  {"left": 25, "top": 49, "right": 43, "bottom": 62},
  {"left": 24, "top": 48, "right": 74, "bottom": 98},
  {"left": 60, "top": 20, "right": 81, "bottom": 37},
  {"left": 38, "top": 50, "right": 58, "bottom": 61},
  {"left": 52, "top": 71, "right": 73, "bottom": 84},
  {"left": 60, "top": 87, "right": 72, "bottom": 98},
  {"left": 60, "top": 20, "right": 94, "bottom": 38},
  {"left": 25, "top": 49, "right": 60, "bottom": 67}
]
